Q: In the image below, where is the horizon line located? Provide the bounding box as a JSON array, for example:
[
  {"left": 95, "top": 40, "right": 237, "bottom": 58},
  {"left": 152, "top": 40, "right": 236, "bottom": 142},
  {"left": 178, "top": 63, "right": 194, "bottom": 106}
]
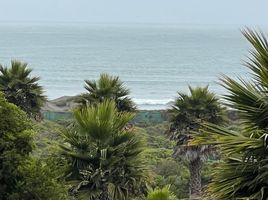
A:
[{"left": 0, "top": 20, "right": 267, "bottom": 27}]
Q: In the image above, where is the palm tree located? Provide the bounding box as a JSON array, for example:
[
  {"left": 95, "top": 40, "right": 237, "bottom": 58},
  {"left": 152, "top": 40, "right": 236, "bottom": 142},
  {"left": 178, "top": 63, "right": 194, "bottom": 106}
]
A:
[
  {"left": 59, "top": 100, "right": 147, "bottom": 200},
  {"left": 191, "top": 29, "right": 268, "bottom": 199},
  {"left": 77, "top": 73, "right": 136, "bottom": 112},
  {"left": 192, "top": 124, "right": 268, "bottom": 200},
  {"left": 0, "top": 60, "right": 46, "bottom": 118},
  {"left": 168, "top": 86, "right": 224, "bottom": 199}
]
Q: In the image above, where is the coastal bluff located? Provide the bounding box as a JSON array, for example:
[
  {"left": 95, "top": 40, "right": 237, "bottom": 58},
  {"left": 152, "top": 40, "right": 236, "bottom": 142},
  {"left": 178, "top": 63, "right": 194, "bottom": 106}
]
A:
[{"left": 42, "top": 96, "right": 79, "bottom": 112}]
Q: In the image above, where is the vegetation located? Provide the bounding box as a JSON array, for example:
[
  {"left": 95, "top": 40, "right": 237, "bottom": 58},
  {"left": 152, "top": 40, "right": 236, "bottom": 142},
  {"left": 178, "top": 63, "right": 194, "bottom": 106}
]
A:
[
  {"left": 0, "top": 77, "right": 220, "bottom": 199},
  {"left": 0, "top": 92, "right": 70, "bottom": 199},
  {"left": 137, "top": 123, "right": 190, "bottom": 199},
  {"left": 10, "top": 157, "right": 71, "bottom": 200},
  {"left": 60, "top": 100, "right": 147, "bottom": 199},
  {"left": 168, "top": 86, "right": 224, "bottom": 199},
  {"left": 33, "top": 119, "right": 215, "bottom": 200},
  {"left": 192, "top": 29, "right": 268, "bottom": 199},
  {"left": 145, "top": 186, "right": 178, "bottom": 200},
  {"left": 0, "top": 92, "right": 34, "bottom": 199},
  {"left": 77, "top": 73, "right": 136, "bottom": 112},
  {"left": 0, "top": 69, "right": 220, "bottom": 199},
  {"left": 0, "top": 60, "right": 46, "bottom": 118}
]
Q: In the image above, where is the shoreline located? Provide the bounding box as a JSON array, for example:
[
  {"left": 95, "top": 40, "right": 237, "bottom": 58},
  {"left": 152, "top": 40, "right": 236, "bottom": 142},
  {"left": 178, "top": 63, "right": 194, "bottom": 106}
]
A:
[
  {"left": 42, "top": 95, "right": 172, "bottom": 112},
  {"left": 42, "top": 96, "right": 239, "bottom": 123}
]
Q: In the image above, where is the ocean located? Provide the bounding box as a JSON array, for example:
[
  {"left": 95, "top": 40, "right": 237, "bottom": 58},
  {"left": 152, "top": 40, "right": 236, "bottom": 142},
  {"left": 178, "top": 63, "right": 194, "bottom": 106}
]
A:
[{"left": 0, "top": 22, "right": 257, "bottom": 109}]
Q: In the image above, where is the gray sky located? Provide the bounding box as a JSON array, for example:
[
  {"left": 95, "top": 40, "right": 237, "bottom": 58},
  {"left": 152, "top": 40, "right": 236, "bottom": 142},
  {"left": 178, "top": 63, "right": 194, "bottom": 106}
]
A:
[{"left": 0, "top": 0, "right": 267, "bottom": 25}]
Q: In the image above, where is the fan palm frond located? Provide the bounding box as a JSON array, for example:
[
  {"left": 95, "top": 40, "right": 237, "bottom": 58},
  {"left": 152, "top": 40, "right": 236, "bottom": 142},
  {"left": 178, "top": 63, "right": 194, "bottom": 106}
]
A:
[
  {"left": 0, "top": 60, "right": 46, "bottom": 118},
  {"left": 77, "top": 73, "right": 136, "bottom": 112},
  {"left": 191, "top": 29, "right": 268, "bottom": 199}
]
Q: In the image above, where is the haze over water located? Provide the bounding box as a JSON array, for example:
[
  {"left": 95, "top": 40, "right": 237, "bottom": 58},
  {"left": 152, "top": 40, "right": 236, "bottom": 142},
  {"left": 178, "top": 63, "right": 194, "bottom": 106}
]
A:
[{"left": 0, "top": 23, "right": 256, "bottom": 109}]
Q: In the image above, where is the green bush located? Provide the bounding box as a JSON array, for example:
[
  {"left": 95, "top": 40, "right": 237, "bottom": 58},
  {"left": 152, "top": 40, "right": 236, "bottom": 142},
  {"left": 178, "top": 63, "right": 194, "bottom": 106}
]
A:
[
  {"left": 0, "top": 92, "right": 34, "bottom": 199},
  {"left": 145, "top": 186, "right": 178, "bottom": 200},
  {"left": 135, "top": 124, "right": 189, "bottom": 199},
  {"left": 10, "top": 157, "right": 71, "bottom": 200},
  {"left": 0, "top": 92, "right": 70, "bottom": 199}
]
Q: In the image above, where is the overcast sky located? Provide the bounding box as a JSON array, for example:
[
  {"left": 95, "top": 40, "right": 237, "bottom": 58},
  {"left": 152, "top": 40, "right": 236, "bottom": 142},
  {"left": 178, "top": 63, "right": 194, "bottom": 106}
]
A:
[{"left": 0, "top": 0, "right": 267, "bottom": 25}]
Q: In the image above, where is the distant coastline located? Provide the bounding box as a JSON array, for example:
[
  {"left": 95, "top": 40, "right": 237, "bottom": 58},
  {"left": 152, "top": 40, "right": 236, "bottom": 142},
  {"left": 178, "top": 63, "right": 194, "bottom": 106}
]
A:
[
  {"left": 41, "top": 95, "right": 239, "bottom": 123},
  {"left": 42, "top": 95, "right": 173, "bottom": 112}
]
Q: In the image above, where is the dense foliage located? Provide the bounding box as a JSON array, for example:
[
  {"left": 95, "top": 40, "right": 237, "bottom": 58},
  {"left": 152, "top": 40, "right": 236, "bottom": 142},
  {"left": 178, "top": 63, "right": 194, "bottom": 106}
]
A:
[
  {"left": 10, "top": 157, "right": 71, "bottom": 200},
  {"left": 77, "top": 73, "right": 136, "bottom": 112},
  {"left": 137, "top": 123, "right": 189, "bottom": 199},
  {"left": 0, "top": 92, "right": 34, "bottom": 199},
  {"left": 168, "top": 86, "right": 224, "bottom": 199},
  {"left": 60, "top": 100, "right": 146, "bottom": 199},
  {"left": 34, "top": 119, "right": 215, "bottom": 200},
  {"left": 0, "top": 60, "right": 46, "bottom": 118},
  {"left": 192, "top": 29, "right": 268, "bottom": 199}
]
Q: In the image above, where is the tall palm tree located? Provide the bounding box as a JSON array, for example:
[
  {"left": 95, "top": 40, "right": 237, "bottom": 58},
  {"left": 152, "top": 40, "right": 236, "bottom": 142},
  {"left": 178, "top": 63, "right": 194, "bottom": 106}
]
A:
[
  {"left": 59, "top": 100, "right": 147, "bottom": 200},
  {"left": 168, "top": 86, "right": 224, "bottom": 199},
  {"left": 192, "top": 29, "right": 268, "bottom": 199},
  {"left": 77, "top": 73, "right": 136, "bottom": 112},
  {"left": 0, "top": 60, "right": 46, "bottom": 118}
]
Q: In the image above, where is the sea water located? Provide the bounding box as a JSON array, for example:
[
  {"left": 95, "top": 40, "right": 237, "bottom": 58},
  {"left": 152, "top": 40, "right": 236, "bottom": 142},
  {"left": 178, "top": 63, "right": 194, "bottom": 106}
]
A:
[{"left": 0, "top": 22, "right": 258, "bottom": 109}]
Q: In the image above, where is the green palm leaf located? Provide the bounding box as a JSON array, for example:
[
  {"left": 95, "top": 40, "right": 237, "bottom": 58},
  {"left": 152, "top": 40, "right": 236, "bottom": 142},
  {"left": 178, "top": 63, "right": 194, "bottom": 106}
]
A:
[
  {"left": 77, "top": 73, "right": 136, "bottom": 112},
  {"left": 60, "top": 100, "right": 147, "bottom": 199},
  {"left": 191, "top": 29, "right": 268, "bottom": 199},
  {"left": 0, "top": 60, "right": 46, "bottom": 118}
]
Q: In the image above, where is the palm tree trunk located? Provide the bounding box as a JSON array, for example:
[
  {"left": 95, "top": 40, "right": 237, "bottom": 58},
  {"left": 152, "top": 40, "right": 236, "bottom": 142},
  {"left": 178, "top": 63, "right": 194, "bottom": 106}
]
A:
[
  {"left": 189, "top": 158, "right": 202, "bottom": 200},
  {"left": 99, "top": 193, "right": 109, "bottom": 200},
  {"left": 99, "top": 186, "right": 109, "bottom": 200}
]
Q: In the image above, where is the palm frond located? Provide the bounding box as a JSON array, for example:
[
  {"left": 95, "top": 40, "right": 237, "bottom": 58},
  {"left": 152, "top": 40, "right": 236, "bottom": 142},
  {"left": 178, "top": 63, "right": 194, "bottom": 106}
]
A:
[
  {"left": 192, "top": 28, "right": 268, "bottom": 200},
  {"left": 0, "top": 60, "right": 46, "bottom": 117},
  {"left": 77, "top": 73, "right": 136, "bottom": 112},
  {"left": 59, "top": 100, "right": 147, "bottom": 199}
]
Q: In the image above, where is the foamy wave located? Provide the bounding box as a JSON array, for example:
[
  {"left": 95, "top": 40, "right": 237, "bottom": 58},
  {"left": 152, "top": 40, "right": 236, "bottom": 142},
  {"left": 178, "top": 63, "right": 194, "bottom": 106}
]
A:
[{"left": 133, "top": 98, "right": 173, "bottom": 106}]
